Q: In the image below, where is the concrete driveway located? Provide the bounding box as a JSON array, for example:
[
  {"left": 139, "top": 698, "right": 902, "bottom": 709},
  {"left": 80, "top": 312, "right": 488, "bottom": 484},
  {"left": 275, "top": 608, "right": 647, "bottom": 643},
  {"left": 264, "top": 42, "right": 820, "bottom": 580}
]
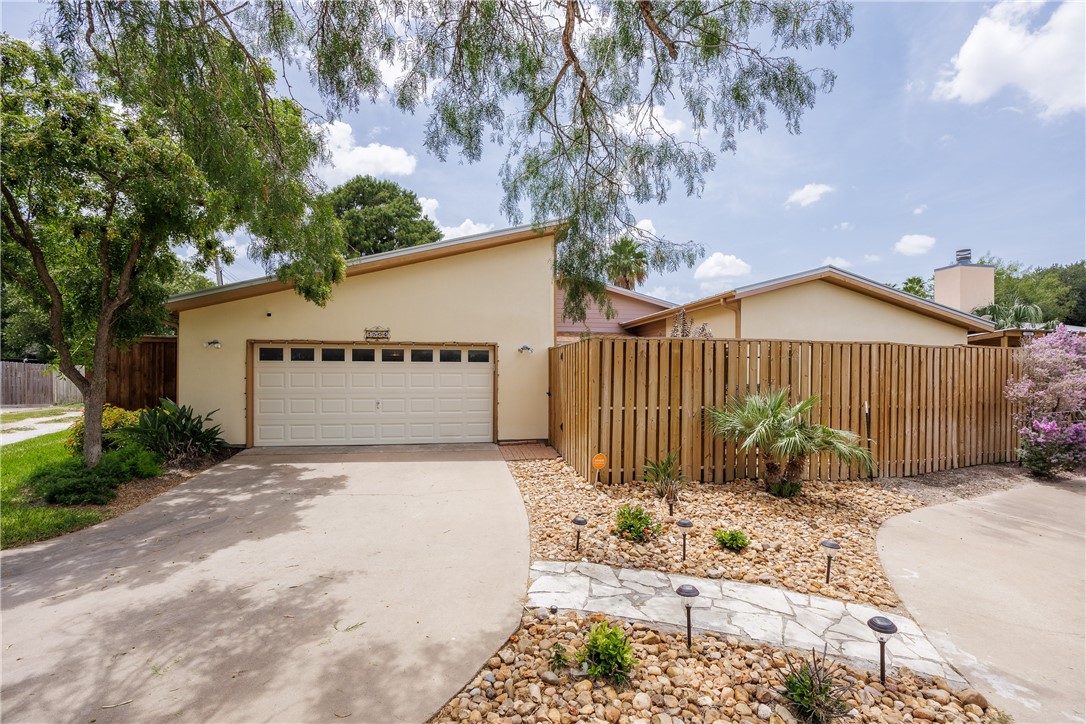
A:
[
  {"left": 1, "top": 445, "right": 530, "bottom": 723},
  {"left": 879, "top": 480, "right": 1085, "bottom": 724}
]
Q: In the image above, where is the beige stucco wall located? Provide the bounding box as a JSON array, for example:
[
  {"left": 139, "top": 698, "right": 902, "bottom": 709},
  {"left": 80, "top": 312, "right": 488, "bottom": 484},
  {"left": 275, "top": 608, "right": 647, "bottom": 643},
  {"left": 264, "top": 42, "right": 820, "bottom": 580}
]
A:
[
  {"left": 933, "top": 264, "right": 995, "bottom": 313},
  {"left": 665, "top": 305, "right": 737, "bottom": 339},
  {"left": 177, "top": 236, "right": 555, "bottom": 445},
  {"left": 740, "top": 280, "right": 968, "bottom": 345}
]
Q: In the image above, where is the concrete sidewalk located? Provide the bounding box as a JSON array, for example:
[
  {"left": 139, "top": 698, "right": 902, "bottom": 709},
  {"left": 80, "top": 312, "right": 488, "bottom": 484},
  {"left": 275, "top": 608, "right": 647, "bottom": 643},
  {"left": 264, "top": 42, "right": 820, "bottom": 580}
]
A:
[
  {"left": 879, "top": 481, "right": 1086, "bottom": 724},
  {"left": 0, "top": 409, "right": 81, "bottom": 446},
  {"left": 527, "top": 560, "right": 964, "bottom": 685},
  {"left": 1, "top": 444, "right": 530, "bottom": 723}
]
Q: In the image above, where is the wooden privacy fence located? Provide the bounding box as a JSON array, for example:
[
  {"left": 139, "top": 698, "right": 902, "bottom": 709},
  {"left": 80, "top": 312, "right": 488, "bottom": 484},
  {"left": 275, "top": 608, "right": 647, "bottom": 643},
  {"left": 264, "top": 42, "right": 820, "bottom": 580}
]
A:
[
  {"left": 104, "top": 336, "right": 177, "bottom": 410},
  {"left": 549, "top": 338, "right": 1021, "bottom": 484},
  {"left": 0, "top": 362, "right": 59, "bottom": 406}
]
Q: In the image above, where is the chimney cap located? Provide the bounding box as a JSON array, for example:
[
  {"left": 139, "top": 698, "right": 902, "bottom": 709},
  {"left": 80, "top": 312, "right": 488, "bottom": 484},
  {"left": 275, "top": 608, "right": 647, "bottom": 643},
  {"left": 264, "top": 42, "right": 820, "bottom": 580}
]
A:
[{"left": 955, "top": 248, "right": 972, "bottom": 265}]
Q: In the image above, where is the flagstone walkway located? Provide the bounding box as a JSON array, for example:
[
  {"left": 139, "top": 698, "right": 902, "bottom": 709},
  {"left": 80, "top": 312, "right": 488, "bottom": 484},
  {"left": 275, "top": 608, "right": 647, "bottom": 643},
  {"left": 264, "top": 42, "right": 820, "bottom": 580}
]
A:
[{"left": 527, "top": 561, "right": 966, "bottom": 686}]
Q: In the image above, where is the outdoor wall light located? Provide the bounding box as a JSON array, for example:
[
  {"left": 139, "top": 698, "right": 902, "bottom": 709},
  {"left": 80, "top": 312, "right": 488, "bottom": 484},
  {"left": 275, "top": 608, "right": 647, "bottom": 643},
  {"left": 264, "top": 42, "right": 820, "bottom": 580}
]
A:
[
  {"left": 572, "top": 515, "right": 587, "bottom": 551},
  {"left": 204, "top": 339, "right": 222, "bottom": 349},
  {"left": 519, "top": 345, "right": 534, "bottom": 353},
  {"left": 821, "top": 540, "right": 841, "bottom": 584},
  {"left": 676, "top": 584, "right": 700, "bottom": 647},
  {"left": 867, "top": 615, "right": 898, "bottom": 684},
  {"left": 676, "top": 519, "right": 693, "bottom": 562}
]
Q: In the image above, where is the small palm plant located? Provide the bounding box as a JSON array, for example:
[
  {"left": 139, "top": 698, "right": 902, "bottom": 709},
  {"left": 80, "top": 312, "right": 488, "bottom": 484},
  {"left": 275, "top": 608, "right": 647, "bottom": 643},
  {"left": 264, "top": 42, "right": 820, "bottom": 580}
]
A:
[
  {"left": 643, "top": 451, "right": 686, "bottom": 514},
  {"left": 704, "top": 389, "right": 873, "bottom": 497}
]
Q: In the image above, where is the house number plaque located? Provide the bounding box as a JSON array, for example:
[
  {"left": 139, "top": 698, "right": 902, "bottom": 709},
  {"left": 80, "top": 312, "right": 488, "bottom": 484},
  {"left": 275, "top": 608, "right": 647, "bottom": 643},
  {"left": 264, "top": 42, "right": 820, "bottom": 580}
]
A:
[{"left": 364, "top": 326, "right": 390, "bottom": 341}]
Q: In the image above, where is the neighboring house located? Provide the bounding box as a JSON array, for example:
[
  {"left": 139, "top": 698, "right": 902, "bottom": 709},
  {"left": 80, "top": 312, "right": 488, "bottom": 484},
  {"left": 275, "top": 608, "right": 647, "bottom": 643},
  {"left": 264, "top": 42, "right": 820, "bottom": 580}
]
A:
[
  {"left": 555, "top": 285, "right": 673, "bottom": 343},
  {"left": 167, "top": 226, "right": 994, "bottom": 449},
  {"left": 167, "top": 225, "right": 558, "bottom": 447},
  {"left": 621, "top": 266, "right": 994, "bottom": 345}
]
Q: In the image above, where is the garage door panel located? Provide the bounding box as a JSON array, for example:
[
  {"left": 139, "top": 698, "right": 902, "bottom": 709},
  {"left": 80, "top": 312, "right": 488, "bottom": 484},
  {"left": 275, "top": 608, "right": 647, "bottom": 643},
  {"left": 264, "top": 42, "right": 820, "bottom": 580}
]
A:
[{"left": 254, "top": 344, "right": 493, "bottom": 446}]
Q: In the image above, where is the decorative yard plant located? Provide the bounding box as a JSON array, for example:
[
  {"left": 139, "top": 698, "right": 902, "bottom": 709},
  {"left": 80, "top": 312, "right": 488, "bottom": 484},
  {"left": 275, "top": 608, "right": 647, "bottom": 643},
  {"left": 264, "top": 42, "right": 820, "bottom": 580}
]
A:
[
  {"left": 642, "top": 451, "right": 686, "bottom": 514},
  {"left": 704, "top": 389, "right": 873, "bottom": 497},
  {"left": 612, "top": 504, "right": 662, "bottom": 542},
  {"left": 64, "top": 405, "right": 142, "bottom": 456},
  {"left": 713, "top": 528, "right": 751, "bottom": 552},
  {"left": 781, "top": 647, "right": 852, "bottom": 723},
  {"left": 576, "top": 621, "right": 637, "bottom": 684},
  {"left": 114, "top": 399, "right": 227, "bottom": 464}
]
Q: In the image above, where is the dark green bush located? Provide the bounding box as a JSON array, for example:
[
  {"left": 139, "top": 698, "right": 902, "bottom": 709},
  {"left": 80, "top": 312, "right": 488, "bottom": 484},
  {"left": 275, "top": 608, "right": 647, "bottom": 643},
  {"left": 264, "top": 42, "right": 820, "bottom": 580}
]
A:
[
  {"left": 30, "top": 445, "right": 163, "bottom": 506},
  {"left": 713, "top": 528, "right": 751, "bottom": 551},
  {"left": 611, "top": 504, "right": 662, "bottom": 542},
  {"left": 782, "top": 648, "right": 852, "bottom": 723},
  {"left": 576, "top": 621, "right": 637, "bottom": 684},
  {"left": 114, "top": 398, "right": 227, "bottom": 463},
  {"left": 64, "top": 404, "right": 142, "bottom": 456}
]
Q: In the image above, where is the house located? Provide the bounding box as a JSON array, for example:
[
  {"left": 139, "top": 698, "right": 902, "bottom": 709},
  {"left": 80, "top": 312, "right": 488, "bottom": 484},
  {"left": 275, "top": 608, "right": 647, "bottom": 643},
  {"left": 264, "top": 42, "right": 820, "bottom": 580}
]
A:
[
  {"left": 621, "top": 265, "right": 994, "bottom": 345},
  {"left": 168, "top": 225, "right": 994, "bottom": 449}
]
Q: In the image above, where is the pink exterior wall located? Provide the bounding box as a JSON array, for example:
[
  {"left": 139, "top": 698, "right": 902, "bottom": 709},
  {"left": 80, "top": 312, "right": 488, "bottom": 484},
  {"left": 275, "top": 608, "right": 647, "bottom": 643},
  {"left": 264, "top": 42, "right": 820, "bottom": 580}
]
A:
[{"left": 555, "top": 287, "right": 671, "bottom": 336}]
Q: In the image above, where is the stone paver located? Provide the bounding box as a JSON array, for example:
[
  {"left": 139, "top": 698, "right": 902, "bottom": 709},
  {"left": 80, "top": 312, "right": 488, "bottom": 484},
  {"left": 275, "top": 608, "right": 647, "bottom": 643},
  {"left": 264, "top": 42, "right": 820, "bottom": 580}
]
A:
[{"left": 528, "top": 561, "right": 965, "bottom": 686}]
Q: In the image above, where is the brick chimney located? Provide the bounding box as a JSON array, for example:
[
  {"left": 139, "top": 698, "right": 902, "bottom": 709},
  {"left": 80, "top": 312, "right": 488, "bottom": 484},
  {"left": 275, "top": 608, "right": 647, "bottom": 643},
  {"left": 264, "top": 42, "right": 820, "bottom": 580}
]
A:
[{"left": 933, "top": 248, "right": 994, "bottom": 313}]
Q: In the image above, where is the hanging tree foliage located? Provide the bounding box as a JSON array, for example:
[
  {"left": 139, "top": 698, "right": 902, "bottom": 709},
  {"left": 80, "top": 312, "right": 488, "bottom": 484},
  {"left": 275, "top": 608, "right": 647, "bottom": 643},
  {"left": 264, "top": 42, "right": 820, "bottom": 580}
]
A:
[{"left": 48, "top": 0, "right": 854, "bottom": 321}]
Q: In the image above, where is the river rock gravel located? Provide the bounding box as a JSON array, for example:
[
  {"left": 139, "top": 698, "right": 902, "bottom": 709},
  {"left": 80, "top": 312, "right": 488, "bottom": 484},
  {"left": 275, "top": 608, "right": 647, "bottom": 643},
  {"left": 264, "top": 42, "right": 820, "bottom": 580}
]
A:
[
  {"left": 509, "top": 459, "right": 922, "bottom": 609},
  {"left": 430, "top": 610, "right": 998, "bottom": 723}
]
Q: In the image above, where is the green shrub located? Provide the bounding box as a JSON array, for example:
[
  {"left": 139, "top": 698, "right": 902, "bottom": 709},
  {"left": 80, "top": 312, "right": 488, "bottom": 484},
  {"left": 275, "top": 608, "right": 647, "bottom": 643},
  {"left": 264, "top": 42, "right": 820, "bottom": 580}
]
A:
[
  {"left": 612, "top": 504, "right": 662, "bottom": 542},
  {"left": 576, "top": 621, "right": 637, "bottom": 684},
  {"left": 714, "top": 528, "right": 751, "bottom": 551},
  {"left": 114, "top": 398, "right": 227, "bottom": 463},
  {"left": 768, "top": 480, "right": 804, "bottom": 498},
  {"left": 548, "top": 642, "right": 569, "bottom": 673},
  {"left": 30, "top": 445, "right": 163, "bottom": 505},
  {"left": 643, "top": 451, "right": 686, "bottom": 512},
  {"left": 781, "top": 648, "right": 852, "bottom": 724},
  {"left": 64, "top": 404, "right": 142, "bottom": 456}
]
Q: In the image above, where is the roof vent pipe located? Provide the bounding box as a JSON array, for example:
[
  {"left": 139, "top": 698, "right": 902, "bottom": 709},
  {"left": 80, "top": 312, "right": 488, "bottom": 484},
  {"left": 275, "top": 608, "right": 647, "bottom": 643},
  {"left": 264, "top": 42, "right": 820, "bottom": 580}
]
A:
[{"left": 955, "top": 248, "right": 972, "bottom": 265}]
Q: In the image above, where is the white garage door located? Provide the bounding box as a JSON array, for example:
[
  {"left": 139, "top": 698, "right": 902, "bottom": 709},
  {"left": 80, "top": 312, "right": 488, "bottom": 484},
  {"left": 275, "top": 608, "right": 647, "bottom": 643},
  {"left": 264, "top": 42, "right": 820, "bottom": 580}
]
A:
[{"left": 253, "top": 344, "right": 494, "bottom": 446}]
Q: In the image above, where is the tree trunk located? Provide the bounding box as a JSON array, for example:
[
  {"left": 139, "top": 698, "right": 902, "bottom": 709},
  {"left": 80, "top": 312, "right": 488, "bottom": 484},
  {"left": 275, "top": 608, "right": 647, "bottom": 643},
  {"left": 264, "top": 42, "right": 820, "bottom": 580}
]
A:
[
  {"left": 81, "top": 318, "right": 117, "bottom": 467},
  {"left": 763, "top": 460, "right": 782, "bottom": 487},
  {"left": 783, "top": 456, "right": 807, "bottom": 484}
]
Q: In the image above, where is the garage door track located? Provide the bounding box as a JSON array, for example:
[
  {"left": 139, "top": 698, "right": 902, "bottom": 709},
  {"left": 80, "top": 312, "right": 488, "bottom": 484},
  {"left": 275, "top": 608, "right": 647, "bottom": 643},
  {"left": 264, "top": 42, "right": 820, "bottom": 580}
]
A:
[{"left": 1, "top": 445, "right": 529, "bottom": 723}]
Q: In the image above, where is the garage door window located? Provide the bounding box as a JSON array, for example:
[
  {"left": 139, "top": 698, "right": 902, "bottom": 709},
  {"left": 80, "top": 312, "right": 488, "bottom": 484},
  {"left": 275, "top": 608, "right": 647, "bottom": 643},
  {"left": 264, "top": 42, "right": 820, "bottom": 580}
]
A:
[
  {"left": 440, "top": 349, "right": 462, "bottom": 362},
  {"left": 291, "top": 348, "right": 315, "bottom": 361},
  {"left": 382, "top": 349, "right": 405, "bottom": 362},
  {"left": 468, "top": 350, "right": 490, "bottom": 363},
  {"left": 410, "top": 349, "right": 433, "bottom": 362},
  {"left": 352, "top": 348, "right": 375, "bottom": 362},
  {"left": 321, "top": 348, "right": 346, "bottom": 362},
  {"left": 259, "top": 347, "right": 284, "bottom": 361}
]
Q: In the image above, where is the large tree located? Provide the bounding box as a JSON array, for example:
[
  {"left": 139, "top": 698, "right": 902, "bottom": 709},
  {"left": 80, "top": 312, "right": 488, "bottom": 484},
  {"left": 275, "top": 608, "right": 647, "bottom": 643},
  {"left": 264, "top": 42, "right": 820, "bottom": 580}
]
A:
[
  {"left": 980, "top": 256, "right": 1084, "bottom": 325},
  {"left": 324, "top": 175, "right": 441, "bottom": 257},
  {"left": 605, "top": 237, "right": 650, "bottom": 290},
  {"left": 48, "top": 0, "right": 854, "bottom": 321}
]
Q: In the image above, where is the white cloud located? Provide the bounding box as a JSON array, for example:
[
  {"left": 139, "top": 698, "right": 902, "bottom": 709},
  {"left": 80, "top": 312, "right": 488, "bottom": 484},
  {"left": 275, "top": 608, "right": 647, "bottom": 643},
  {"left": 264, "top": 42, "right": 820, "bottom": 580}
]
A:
[
  {"left": 785, "top": 183, "right": 834, "bottom": 208},
  {"left": 312, "top": 120, "right": 416, "bottom": 185},
  {"left": 615, "top": 104, "right": 689, "bottom": 139},
  {"left": 440, "top": 219, "right": 494, "bottom": 238},
  {"left": 821, "top": 256, "right": 853, "bottom": 268},
  {"left": 635, "top": 219, "right": 657, "bottom": 236},
  {"left": 894, "top": 234, "right": 937, "bottom": 256},
  {"left": 834, "top": 221, "right": 853, "bottom": 231},
  {"left": 694, "top": 253, "right": 752, "bottom": 292},
  {"left": 934, "top": 1, "right": 1085, "bottom": 119},
  {"left": 418, "top": 196, "right": 440, "bottom": 220},
  {"left": 646, "top": 286, "right": 696, "bottom": 304},
  {"left": 913, "top": 204, "right": 927, "bottom": 215},
  {"left": 863, "top": 254, "right": 882, "bottom": 263}
]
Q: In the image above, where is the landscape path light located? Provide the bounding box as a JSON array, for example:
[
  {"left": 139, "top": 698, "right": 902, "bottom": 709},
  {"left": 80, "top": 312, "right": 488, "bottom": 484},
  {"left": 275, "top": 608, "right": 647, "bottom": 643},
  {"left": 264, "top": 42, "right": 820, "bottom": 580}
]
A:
[
  {"left": 572, "top": 515, "right": 587, "bottom": 551},
  {"left": 821, "top": 540, "right": 841, "bottom": 584},
  {"left": 676, "top": 584, "right": 700, "bottom": 648},
  {"left": 676, "top": 519, "right": 693, "bottom": 562},
  {"left": 867, "top": 615, "right": 898, "bottom": 684}
]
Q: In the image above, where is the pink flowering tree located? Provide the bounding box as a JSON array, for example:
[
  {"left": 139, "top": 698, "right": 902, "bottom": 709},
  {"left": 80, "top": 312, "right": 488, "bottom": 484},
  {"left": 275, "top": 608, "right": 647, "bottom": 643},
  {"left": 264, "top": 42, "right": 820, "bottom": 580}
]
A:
[{"left": 1004, "top": 326, "right": 1086, "bottom": 475}]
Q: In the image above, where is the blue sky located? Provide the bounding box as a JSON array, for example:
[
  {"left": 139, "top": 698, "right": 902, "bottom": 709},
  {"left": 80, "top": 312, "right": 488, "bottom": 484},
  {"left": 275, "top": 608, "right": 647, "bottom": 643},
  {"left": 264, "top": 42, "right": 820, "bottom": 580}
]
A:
[{"left": 3, "top": 1, "right": 1084, "bottom": 301}]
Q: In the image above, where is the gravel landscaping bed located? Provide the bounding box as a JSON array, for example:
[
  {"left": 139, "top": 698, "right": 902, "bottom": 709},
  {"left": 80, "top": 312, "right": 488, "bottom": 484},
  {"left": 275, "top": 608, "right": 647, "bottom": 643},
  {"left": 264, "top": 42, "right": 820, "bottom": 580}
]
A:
[
  {"left": 510, "top": 459, "right": 922, "bottom": 609},
  {"left": 431, "top": 610, "right": 997, "bottom": 723}
]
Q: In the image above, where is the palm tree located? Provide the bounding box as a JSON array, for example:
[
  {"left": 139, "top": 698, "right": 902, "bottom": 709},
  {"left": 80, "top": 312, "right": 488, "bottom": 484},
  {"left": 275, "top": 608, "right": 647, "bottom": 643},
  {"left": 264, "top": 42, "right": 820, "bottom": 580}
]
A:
[
  {"left": 972, "top": 298, "right": 1056, "bottom": 330},
  {"left": 605, "top": 237, "right": 649, "bottom": 290},
  {"left": 704, "top": 389, "right": 874, "bottom": 497}
]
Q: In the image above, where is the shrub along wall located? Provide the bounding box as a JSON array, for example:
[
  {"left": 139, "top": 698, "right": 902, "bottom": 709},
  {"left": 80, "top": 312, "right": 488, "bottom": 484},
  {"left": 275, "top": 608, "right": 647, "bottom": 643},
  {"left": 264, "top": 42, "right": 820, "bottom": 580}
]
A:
[{"left": 549, "top": 338, "right": 1020, "bottom": 484}]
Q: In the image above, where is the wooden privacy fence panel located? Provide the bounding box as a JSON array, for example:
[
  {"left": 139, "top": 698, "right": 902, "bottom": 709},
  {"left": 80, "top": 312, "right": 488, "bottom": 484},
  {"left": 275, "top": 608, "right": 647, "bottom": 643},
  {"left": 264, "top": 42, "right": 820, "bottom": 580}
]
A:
[
  {"left": 0, "top": 362, "right": 56, "bottom": 406},
  {"left": 105, "top": 336, "right": 178, "bottom": 410},
  {"left": 549, "top": 338, "right": 1020, "bottom": 484}
]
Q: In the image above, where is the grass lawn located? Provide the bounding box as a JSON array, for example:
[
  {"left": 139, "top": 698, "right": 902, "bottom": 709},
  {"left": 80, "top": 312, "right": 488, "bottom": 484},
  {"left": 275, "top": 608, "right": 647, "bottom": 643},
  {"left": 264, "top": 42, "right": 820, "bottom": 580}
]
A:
[
  {"left": 0, "top": 431, "right": 105, "bottom": 549},
  {"left": 0, "top": 404, "right": 82, "bottom": 425}
]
